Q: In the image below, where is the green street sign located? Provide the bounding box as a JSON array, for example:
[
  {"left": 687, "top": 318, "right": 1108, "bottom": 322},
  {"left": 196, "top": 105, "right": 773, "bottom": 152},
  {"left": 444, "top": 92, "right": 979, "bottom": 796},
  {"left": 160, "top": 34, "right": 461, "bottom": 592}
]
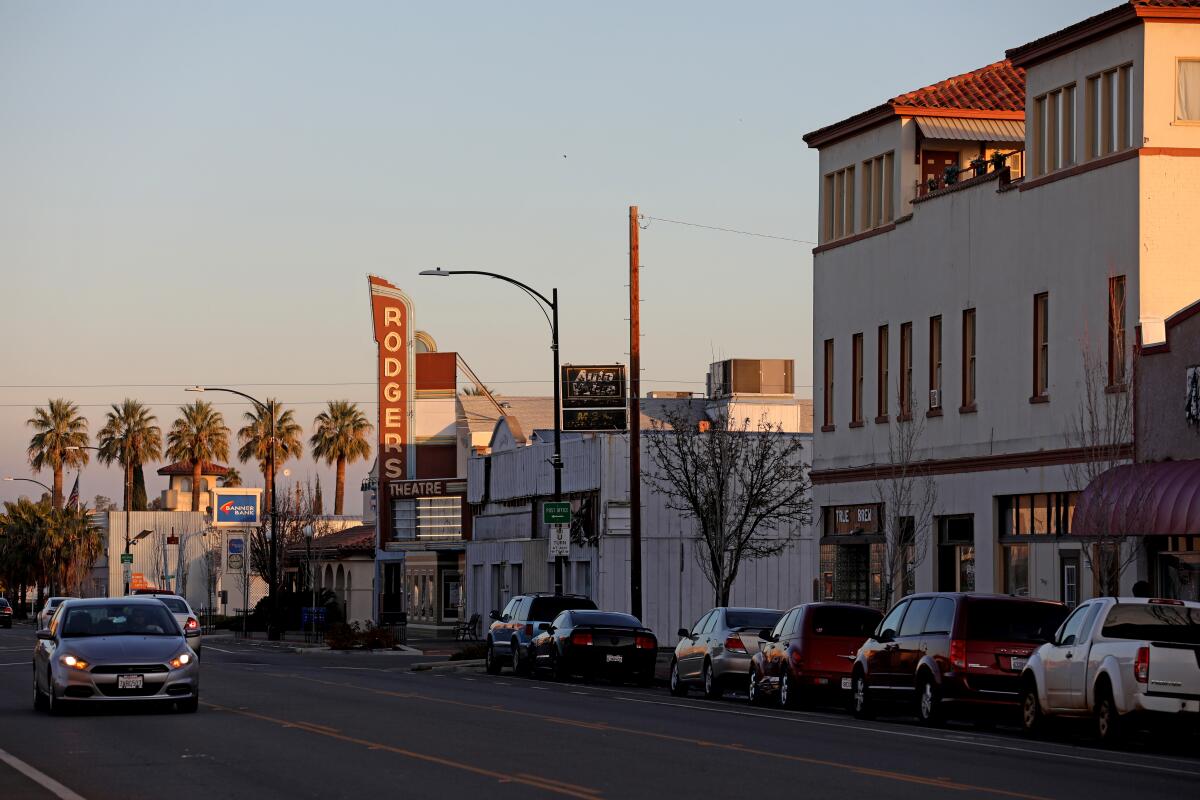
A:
[
  {"left": 119, "top": 553, "right": 133, "bottom": 564},
  {"left": 543, "top": 502, "right": 571, "bottom": 525}
]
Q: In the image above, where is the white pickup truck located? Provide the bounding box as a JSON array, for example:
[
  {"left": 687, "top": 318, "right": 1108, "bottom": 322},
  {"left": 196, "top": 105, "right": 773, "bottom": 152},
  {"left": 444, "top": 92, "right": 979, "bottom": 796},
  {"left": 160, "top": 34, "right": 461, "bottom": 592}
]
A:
[{"left": 1019, "top": 597, "right": 1200, "bottom": 743}]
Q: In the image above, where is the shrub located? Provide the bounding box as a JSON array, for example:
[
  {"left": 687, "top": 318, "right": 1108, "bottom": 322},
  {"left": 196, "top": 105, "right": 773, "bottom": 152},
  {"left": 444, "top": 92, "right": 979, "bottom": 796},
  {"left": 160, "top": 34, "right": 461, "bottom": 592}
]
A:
[{"left": 326, "top": 622, "right": 360, "bottom": 650}]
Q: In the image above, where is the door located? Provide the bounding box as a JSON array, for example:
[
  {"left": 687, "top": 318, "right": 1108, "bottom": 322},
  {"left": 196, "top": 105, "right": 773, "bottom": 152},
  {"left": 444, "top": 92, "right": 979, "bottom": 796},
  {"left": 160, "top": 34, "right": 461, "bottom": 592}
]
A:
[
  {"left": 893, "top": 597, "right": 934, "bottom": 694},
  {"left": 1060, "top": 553, "right": 1080, "bottom": 609},
  {"left": 922, "top": 150, "right": 959, "bottom": 191},
  {"left": 774, "top": 609, "right": 802, "bottom": 687},
  {"left": 1042, "top": 602, "right": 1092, "bottom": 710},
  {"left": 867, "top": 600, "right": 909, "bottom": 689},
  {"left": 680, "top": 611, "right": 713, "bottom": 680},
  {"left": 760, "top": 610, "right": 793, "bottom": 689}
]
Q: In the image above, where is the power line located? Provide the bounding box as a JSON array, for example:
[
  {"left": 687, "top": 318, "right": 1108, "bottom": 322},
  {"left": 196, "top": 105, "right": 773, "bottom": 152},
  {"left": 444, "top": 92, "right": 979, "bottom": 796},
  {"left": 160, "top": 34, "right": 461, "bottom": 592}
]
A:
[
  {"left": 638, "top": 214, "right": 817, "bottom": 246},
  {"left": 0, "top": 379, "right": 814, "bottom": 389}
]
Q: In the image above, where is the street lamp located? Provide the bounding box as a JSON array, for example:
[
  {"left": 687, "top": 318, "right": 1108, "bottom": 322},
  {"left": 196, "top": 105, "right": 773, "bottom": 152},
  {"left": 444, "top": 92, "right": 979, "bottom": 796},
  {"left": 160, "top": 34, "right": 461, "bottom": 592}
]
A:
[
  {"left": 187, "top": 385, "right": 281, "bottom": 640},
  {"left": 419, "top": 267, "right": 567, "bottom": 594},
  {"left": 303, "top": 523, "right": 316, "bottom": 642},
  {"left": 3, "top": 476, "right": 53, "bottom": 493}
]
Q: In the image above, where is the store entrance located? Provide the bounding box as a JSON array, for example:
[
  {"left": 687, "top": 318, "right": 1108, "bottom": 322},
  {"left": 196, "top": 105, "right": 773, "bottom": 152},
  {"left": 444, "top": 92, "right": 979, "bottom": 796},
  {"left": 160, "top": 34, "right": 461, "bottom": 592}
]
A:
[
  {"left": 936, "top": 515, "right": 975, "bottom": 592},
  {"left": 836, "top": 544, "right": 871, "bottom": 605}
]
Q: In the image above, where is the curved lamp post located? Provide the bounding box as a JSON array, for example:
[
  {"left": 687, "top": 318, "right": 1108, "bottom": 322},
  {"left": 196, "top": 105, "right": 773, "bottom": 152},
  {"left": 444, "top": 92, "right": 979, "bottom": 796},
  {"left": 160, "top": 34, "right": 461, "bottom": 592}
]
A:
[
  {"left": 187, "top": 386, "right": 281, "bottom": 641},
  {"left": 419, "top": 268, "right": 566, "bottom": 594},
  {"left": 3, "top": 476, "right": 52, "bottom": 494}
]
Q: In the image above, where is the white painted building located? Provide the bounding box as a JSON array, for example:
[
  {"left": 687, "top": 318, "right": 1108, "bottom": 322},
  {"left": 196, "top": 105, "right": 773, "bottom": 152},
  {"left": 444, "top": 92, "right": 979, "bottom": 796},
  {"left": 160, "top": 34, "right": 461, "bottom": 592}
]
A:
[{"left": 804, "top": 0, "right": 1200, "bottom": 607}]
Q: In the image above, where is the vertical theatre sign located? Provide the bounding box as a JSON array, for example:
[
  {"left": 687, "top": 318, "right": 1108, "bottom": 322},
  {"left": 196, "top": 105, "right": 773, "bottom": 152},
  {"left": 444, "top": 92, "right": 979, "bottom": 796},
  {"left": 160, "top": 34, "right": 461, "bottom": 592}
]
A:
[{"left": 369, "top": 275, "right": 416, "bottom": 544}]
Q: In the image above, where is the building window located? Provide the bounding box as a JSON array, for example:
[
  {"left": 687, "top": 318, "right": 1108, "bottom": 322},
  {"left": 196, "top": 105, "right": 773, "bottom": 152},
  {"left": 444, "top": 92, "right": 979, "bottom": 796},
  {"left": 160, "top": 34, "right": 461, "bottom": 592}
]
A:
[
  {"left": 851, "top": 332, "right": 864, "bottom": 424},
  {"left": 1087, "top": 64, "right": 1133, "bottom": 159},
  {"left": 998, "top": 492, "right": 1077, "bottom": 536},
  {"left": 393, "top": 496, "right": 463, "bottom": 541},
  {"left": 1032, "top": 83, "right": 1076, "bottom": 176},
  {"left": 1108, "top": 275, "right": 1127, "bottom": 387},
  {"left": 962, "top": 308, "right": 976, "bottom": 409},
  {"left": 877, "top": 324, "right": 889, "bottom": 420},
  {"left": 859, "top": 151, "right": 894, "bottom": 230},
  {"left": 1180, "top": 60, "right": 1200, "bottom": 121},
  {"left": 899, "top": 322, "right": 912, "bottom": 417},
  {"left": 928, "top": 315, "right": 942, "bottom": 411},
  {"left": 1033, "top": 292, "right": 1049, "bottom": 399},
  {"left": 823, "top": 338, "right": 835, "bottom": 429},
  {"left": 823, "top": 165, "right": 856, "bottom": 241}
]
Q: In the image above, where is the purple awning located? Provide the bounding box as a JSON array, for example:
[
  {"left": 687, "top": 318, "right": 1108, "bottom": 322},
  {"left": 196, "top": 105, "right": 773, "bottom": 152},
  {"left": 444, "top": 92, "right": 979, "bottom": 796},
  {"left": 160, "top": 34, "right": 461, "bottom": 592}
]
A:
[{"left": 1073, "top": 460, "right": 1200, "bottom": 536}]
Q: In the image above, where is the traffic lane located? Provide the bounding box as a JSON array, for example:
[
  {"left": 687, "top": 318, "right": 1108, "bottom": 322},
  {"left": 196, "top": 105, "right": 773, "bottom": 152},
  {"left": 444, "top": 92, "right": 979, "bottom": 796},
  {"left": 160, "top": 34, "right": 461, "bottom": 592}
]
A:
[
  {"left": 224, "top": 663, "right": 1189, "bottom": 800},
  {"left": 0, "top": 631, "right": 553, "bottom": 800}
]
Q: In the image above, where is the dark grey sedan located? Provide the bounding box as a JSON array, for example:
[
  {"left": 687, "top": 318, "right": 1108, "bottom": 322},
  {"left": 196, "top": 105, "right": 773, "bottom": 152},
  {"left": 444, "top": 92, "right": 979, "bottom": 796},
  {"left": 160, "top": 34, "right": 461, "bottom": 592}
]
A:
[
  {"left": 33, "top": 598, "right": 201, "bottom": 714},
  {"left": 670, "top": 607, "right": 783, "bottom": 699}
]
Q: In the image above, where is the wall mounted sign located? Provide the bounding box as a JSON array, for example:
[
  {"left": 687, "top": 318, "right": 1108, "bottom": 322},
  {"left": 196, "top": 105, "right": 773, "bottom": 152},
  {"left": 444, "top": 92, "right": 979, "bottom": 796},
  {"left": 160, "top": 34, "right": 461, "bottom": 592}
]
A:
[{"left": 562, "top": 364, "right": 628, "bottom": 432}]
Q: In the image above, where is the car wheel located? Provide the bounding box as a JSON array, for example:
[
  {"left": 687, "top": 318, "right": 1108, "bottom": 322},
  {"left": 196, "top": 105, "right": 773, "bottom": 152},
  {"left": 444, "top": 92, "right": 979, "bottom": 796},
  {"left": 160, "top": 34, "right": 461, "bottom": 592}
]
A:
[
  {"left": 485, "top": 641, "right": 501, "bottom": 675},
  {"left": 747, "top": 669, "right": 760, "bottom": 705},
  {"left": 852, "top": 671, "right": 874, "bottom": 720},
  {"left": 47, "top": 674, "right": 65, "bottom": 716},
  {"left": 1095, "top": 684, "right": 1124, "bottom": 746},
  {"left": 553, "top": 651, "right": 570, "bottom": 682},
  {"left": 779, "top": 672, "right": 794, "bottom": 709},
  {"left": 669, "top": 660, "right": 687, "bottom": 697},
  {"left": 702, "top": 660, "right": 720, "bottom": 700},
  {"left": 33, "top": 672, "right": 48, "bottom": 712},
  {"left": 1020, "top": 682, "right": 1045, "bottom": 737},
  {"left": 179, "top": 693, "right": 199, "bottom": 713},
  {"left": 512, "top": 640, "right": 530, "bottom": 677},
  {"left": 916, "top": 675, "right": 943, "bottom": 726}
]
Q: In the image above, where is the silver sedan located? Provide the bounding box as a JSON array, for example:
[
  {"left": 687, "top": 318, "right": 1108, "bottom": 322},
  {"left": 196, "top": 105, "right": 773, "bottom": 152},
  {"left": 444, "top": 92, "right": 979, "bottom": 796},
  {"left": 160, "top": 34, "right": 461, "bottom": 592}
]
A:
[
  {"left": 670, "top": 607, "right": 783, "bottom": 699},
  {"left": 33, "top": 598, "right": 201, "bottom": 714}
]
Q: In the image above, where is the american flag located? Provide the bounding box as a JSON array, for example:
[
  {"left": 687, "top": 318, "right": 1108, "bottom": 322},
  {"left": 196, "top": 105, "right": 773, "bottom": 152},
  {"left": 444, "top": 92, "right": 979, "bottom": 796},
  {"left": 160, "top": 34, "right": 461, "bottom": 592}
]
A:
[{"left": 66, "top": 473, "right": 80, "bottom": 510}]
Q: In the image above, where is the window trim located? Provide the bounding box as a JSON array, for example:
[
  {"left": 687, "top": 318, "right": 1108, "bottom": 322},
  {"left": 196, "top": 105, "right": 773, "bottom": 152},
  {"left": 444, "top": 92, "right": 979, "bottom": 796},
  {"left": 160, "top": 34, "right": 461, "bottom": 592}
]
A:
[
  {"left": 1032, "top": 292, "right": 1049, "bottom": 401},
  {"left": 961, "top": 308, "right": 976, "bottom": 412},
  {"left": 1107, "top": 275, "right": 1127, "bottom": 388},
  {"left": 877, "top": 324, "right": 889, "bottom": 422},
  {"left": 822, "top": 338, "right": 835, "bottom": 431},
  {"left": 1177, "top": 58, "right": 1200, "bottom": 124},
  {"left": 851, "top": 332, "right": 864, "bottom": 426},
  {"left": 928, "top": 315, "right": 942, "bottom": 417},
  {"left": 899, "top": 322, "right": 913, "bottom": 419}
]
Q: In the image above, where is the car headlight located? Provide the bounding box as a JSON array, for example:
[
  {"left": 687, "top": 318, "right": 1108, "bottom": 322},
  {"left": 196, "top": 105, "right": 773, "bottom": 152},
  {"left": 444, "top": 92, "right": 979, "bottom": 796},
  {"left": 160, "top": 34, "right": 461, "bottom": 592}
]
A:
[
  {"left": 60, "top": 655, "right": 89, "bottom": 670},
  {"left": 169, "top": 652, "right": 193, "bottom": 669}
]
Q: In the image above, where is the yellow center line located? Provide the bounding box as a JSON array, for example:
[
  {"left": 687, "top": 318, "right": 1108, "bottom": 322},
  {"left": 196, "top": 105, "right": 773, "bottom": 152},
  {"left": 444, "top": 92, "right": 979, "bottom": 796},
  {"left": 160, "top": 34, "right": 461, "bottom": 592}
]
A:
[
  {"left": 203, "top": 702, "right": 602, "bottom": 799},
  {"left": 264, "top": 671, "right": 1053, "bottom": 800}
]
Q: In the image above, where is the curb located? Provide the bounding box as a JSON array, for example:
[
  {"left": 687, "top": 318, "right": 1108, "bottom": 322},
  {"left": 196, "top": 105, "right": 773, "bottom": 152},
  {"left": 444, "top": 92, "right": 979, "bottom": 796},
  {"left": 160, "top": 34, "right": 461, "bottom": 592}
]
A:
[{"left": 411, "top": 659, "right": 486, "bottom": 672}]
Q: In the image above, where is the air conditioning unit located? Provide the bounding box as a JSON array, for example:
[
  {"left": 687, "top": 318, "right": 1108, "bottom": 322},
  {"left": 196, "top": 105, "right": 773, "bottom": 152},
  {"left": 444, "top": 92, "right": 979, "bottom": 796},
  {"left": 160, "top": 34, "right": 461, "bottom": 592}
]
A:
[{"left": 929, "top": 389, "right": 941, "bottom": 409}]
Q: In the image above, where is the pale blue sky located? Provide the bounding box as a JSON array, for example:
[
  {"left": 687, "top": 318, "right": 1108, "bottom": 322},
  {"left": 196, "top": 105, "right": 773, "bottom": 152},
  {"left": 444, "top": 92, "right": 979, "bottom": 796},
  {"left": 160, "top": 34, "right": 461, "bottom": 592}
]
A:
[{"left": 0, "top": 0, "right": 1111, "bottom": 512}]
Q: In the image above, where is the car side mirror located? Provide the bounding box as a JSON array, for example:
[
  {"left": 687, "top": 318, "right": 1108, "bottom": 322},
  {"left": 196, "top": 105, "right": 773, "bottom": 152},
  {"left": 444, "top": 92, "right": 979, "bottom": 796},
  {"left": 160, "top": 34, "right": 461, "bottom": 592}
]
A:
[
  {"left": 36, "top": 629, "right": 54, "bottom": 641},
  {"left": 677, "top": 628, "right": 690, "bottom": 638},
  {"left": 538, "top": 622, "right": 552, "bottom": 632},
  {"left": 489, "top": 610, "right": 500, "bottom": 621},
  {"left": 759, "top": 628, "right": 776, "bottom": 643},
  {"left": 877, "top": 628, "right": 896, "bottom": 644}
]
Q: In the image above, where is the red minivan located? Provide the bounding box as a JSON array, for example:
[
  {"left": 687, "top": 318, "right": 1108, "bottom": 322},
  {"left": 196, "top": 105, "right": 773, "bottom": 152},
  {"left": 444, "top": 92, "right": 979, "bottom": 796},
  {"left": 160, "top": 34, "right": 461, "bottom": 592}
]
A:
[
  {"left": 749, "top": 602, "right": 883, "bottom": 708},
  {"left": 851, "top": 593, "right": 1068, "bottom": 725}
]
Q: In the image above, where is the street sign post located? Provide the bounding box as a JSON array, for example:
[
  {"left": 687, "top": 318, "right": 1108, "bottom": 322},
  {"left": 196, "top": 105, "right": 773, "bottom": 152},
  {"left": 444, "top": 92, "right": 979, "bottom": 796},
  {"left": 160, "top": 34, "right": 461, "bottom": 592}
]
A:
[
  {"left": 122, "top": 564, "right": 132, "bottom": 583},
  {"left": 119, "top": 553, "right": 133, "bottom": 564},
  {"left": 549, "top": 525, "right": 570, "bottom": 557},
  {"left": 227, "top": 553, "right": 245, "bottom": 572},
  {"left": 543, "top": 502, "right": 571, "bottom": 525}
]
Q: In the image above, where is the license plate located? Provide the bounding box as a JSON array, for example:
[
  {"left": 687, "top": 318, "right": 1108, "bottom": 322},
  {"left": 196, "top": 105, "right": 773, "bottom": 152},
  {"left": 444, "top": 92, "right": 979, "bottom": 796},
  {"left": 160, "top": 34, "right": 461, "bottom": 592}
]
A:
[
  {"left": 117, "top": 674, "right": 144, "bottom": 690},
  {"left": 606, "top": 654, "right": 623, "bottom": 664},
  {"left": 840, "top": 677, "right": 852, "bottom": 690},
  {"left": 1010, "top": 657, "right": 1027, "bottom": 671}
]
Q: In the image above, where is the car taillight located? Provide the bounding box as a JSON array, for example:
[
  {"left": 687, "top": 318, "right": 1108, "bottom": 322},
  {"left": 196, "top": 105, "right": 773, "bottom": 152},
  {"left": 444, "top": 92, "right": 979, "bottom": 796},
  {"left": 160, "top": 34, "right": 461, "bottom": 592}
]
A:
[
  {"left": 1149, "top": 598, "right": 1184, "bottom": 606},
  {"left": 1134, "top": 646, "right": 1150, "bottom": 684},
  {"left": 635, "top": 635, "right": 656, "bottom": 650},
  {"left": 724, "top": 635, "right": 747, "bottom": 654},
  {"left": 571, "top": 631, "right": 593, "bottom": 646},
  {"left": 185, "top": 617, "right": 200, "bottom": 631},
  {"left": 525, "top": 624, "right": 534, "bottom": 637},
  {"left": 950, "top": 639, "right": 967, "bottom": 671}
]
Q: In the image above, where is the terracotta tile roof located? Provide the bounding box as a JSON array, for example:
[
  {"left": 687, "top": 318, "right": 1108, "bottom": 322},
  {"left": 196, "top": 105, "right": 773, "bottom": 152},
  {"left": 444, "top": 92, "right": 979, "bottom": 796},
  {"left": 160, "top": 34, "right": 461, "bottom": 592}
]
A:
[
  {"left": 156, "top": 460, "right": 230, "bottom": 477},
  {"left": 287, "top": 524, "right": 376, "bottom": 557},
  {"left": 891, "top": 60, "right": 1025, "bottom": 113},
  {"left": 804, "top": 60, "right": 1024, "bottom": 148}
]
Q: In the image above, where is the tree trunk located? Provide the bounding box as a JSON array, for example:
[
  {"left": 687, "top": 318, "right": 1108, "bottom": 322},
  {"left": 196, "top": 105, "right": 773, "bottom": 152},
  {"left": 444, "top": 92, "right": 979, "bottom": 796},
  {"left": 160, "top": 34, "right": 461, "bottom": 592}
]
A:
[
  {"left": 334, "top": 457, "right": 346, "bottom": 516},
  {"left": 264, "top": 461, "right": 274, "bottom": 515},
  {"left": 52, "top": 465, "right": 64, "bottom": 510},
  {"left": 124, "top": 461, "right": 134, "bottom": 511},
  {"left": 191, "top": 460, "right": 203, "bottom": 511}
]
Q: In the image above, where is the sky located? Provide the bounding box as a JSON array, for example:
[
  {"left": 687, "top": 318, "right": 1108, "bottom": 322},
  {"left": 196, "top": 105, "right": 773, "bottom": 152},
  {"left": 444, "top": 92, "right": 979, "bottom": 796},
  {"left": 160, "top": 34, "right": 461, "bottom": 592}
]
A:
[{"left": 0, "top": 0, "right": 1113, "bottom": 513}]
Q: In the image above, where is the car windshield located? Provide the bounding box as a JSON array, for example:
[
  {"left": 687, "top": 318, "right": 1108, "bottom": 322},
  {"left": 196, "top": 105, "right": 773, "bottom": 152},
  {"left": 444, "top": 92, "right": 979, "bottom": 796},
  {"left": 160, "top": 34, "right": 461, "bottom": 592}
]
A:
[
  {"left": 571, "top": 611, "right": 641, "bottom": 628},
  {"left": 811, "top": 606, "right": 882, "bottom": 637},
  {"left": 1101, "top": 603, "right": 1200, "bottom": 645},
  {"left": 60, "top": 604, "right": 181, "bottom": 638},
  {"left": 156, "top": 598, "right": 190, "bottom": 614},
  {"left": 528, "top": 596, "right": 596, "bottom": 621},
  {"left": 725, "top": 610, "right": 782, "bottom": 630},
  {"left": 966, "top": 600, "right": 1068, "bottom": 644}
]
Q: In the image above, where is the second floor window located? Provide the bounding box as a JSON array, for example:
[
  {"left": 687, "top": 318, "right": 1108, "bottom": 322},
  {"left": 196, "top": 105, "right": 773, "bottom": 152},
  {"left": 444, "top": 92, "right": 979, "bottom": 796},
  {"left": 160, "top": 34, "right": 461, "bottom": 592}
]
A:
[
  {"left": 962, "top": 308, "right": 976, "bottom": 409},
  {"left": 823, "top": 165, "right": 856, "bottom": 241},
  {"left": 1108, "top": 275, "right": 1127, "bottom": 387},
  {"left": 877, "top": 324, "right": 889, "bottom": 419},
  {"left": 900, "top": 321, "right": 913, "bottom": 417},
  {"left": 823, "top": 338, "right": 835, "bottom": 428},
  {"left": 1033, "top": 292, "right": 1050, "bottom": 399},
  {"left": 1087, "top": 64, "right": 1133, "bottom": 159},
  {"left": 1180, "top": 60, "right": 1200, "bottom": 121},
  {"left": 929, "top": 315, "right": 942, "bottom": 410},
  {"left": 1033, "top": 82, "right": 1076, "bottom": 176},
  {"left": 852, "top": 332, "right": 864, "bottom": 424},
  {"left": 859, "top": 152, "right": 894, "bottom": 230}
]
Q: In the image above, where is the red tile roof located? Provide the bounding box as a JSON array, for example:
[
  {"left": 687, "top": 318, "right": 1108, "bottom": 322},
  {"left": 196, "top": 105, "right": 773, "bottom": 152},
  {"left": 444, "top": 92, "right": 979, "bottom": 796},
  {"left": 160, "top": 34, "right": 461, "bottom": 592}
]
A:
[
  {"left": 804, "top": 60, "right": 1024, "bottom": 148},
  {"left": 156, "top": 460, "right": 230, "bottom": 477},
  {"left": 287, "top": 524, "right": 376, "bottom": 557}
]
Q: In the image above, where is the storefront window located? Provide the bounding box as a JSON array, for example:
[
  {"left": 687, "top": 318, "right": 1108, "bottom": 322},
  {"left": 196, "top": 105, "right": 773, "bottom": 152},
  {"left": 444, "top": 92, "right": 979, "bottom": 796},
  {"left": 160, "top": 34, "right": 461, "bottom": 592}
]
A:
[
  {"left": 393, "top": 496, "right": 463, "bottom": 541},
  {"left": 1004, "top": 543, "right": 1030, "bottom": 596},
  {"left": 999, "top": 492, "right": 1076, "bottom": 536},
  {"left": 959, "top": 546, "right": 976, "bottom": 591}
]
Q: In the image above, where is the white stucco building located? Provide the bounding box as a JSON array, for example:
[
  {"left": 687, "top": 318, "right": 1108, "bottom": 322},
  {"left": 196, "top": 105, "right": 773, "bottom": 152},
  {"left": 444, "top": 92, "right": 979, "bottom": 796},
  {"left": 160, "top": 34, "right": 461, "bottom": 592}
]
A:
[{"left": 804, "top": 0, "right": 1200, "bottom": 608}]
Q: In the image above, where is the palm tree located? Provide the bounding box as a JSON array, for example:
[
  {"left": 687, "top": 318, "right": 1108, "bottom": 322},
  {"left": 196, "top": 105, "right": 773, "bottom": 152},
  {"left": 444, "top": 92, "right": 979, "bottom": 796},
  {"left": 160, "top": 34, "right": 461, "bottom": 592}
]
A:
[
  {"left": 166, "top": 401, "right": 231, "bottom": 512},
  {"left": 27, "top": 399, "right": 90, "bottom": 510},
  {"left": 47, "top": 505, "right": 103, "bottom": 596},
  {"left": 309, "top": 400, "right": 373, "bottom": 515},
  {"left": 97, "top": 399, "right": 163, "bottom": 511},
  {"left": 459, "top": 385, "right": 498, "bottom": 397},
  {"left": 219, "top": 467, "right": 242, "bottom": 488},
  {"left": 237, "top": 399, "right": 303, "bottom": 512}
]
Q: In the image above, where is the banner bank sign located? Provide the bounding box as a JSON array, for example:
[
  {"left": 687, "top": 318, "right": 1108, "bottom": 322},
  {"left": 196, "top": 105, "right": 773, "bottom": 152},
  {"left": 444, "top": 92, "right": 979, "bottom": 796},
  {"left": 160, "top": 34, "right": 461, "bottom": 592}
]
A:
[{"left": 211, "top": 488, "right": 263, "bottom": 528}]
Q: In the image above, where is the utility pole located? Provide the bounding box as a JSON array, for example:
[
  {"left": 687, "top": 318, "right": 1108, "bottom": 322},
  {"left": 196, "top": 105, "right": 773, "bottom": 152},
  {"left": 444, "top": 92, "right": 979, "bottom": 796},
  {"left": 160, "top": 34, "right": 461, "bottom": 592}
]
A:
[{"left": 629, "top": 205, "right": 643, "bottom": 620}]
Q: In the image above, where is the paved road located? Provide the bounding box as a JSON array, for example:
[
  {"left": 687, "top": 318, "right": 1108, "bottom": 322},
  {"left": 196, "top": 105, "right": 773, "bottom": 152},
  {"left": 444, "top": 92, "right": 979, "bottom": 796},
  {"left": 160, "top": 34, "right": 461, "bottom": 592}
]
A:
[{"left": 1, "top": 625, "right": 1197, "bottom": 800}]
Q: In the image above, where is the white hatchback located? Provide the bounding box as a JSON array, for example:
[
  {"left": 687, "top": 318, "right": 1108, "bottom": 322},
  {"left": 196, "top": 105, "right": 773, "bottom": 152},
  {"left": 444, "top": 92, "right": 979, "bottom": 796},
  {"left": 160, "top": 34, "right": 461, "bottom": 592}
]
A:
[{"left": 131, "top": 594, "right": 202, "bottom": 654}]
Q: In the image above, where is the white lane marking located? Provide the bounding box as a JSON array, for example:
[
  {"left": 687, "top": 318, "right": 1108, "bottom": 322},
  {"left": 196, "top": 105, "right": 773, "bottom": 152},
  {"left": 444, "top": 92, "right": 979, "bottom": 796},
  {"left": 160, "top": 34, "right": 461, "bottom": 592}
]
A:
[
  {"left": 0, "top": 661, "right": 29, "bottom": 667},
  {"left": 612, "top": 695, "right": 1200, "bottom": 778},
  {"left": 203, "top": 645, "right": 240, "bottom": 654},
  {"left": 0, "top": 746, "right": 87, "bottom": 800}
]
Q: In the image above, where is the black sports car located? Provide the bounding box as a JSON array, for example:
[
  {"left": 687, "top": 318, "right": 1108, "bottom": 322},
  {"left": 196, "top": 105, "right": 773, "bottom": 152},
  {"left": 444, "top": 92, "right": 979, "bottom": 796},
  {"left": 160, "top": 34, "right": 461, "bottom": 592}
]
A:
[{"left": 529, "top": 610, "right": 657, "bottom": 685}]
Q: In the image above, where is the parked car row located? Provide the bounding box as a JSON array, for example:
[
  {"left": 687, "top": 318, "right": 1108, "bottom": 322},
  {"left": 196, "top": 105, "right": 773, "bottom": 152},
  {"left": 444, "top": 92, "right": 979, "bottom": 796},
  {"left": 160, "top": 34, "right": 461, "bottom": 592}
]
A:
[{"left": 487, "top": 591, "right": 1200, "bottom": 745}]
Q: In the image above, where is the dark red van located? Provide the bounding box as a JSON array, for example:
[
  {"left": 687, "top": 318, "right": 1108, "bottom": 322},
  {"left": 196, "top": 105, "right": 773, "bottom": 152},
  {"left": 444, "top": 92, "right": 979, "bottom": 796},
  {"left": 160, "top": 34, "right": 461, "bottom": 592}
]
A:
[
  {"left": 749, "top": 603, "right": 883, "bottom": 708},
  {"left": 850, "top": 593, "right": 1068, "bottom": 725}
]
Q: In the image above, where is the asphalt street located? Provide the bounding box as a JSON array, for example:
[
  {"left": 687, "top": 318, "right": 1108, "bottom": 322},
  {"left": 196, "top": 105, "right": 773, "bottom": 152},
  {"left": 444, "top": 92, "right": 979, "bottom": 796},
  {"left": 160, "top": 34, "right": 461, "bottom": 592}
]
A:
[{"left": 1, "top": 625, "right": 1197, "bottom": 800}]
